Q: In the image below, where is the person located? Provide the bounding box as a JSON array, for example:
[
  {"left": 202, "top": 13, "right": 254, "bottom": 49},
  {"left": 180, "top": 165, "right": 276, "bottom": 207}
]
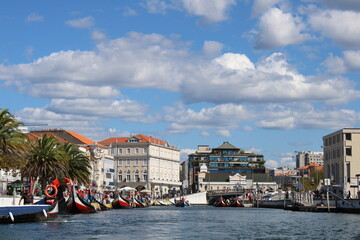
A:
[{"left": 19, "top": 189, "right": 34, "bottom": 205}]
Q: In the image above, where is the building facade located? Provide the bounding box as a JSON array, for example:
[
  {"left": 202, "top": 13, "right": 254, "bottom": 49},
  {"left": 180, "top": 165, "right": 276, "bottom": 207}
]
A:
[
  {"left": 99, "top": 134, "right": 181, "bottom": 196},
  {"left": 188, "top": 142, "right": 266, "bottom": 193},
  {"left": 322, "top": 128, "right": 360, "bottom": 198},
  {"left": 295, "top": 151, "right": 324, "bottom": 169}
]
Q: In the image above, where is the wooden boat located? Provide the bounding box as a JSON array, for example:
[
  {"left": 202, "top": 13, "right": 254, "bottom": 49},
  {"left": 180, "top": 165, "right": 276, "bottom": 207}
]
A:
[
  {"left": 66, "top": 188, "right": 97, "bottom": 214},
  {"left": 214, "top": 197, "right": 227, "bottom": 207},
  {"left": 0, "top": 201, "right": 58, "bottom": 224},
  {"left": 228, "top": 199, "right": 243, "bottom": 207},
  {"left": 133, "top": 198, "right": 145, "bottom": 208},
  {"left": 174, "top": 199, "right": 190, "bottom": 207},
  {"left": 112, "top": 194, "right": 133, "bottom": 209}
]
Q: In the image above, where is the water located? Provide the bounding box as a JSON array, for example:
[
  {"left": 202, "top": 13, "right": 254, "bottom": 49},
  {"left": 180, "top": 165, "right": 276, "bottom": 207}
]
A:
[{"left": 1, "top": 206, "right": 360, "bottom": 240}]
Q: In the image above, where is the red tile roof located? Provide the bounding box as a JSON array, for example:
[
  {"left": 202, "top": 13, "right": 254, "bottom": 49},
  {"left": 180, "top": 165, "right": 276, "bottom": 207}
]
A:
[
  {"left": 26, "top": 132, "right": 68, "bottom": 143},
  {"left": 65, "top": 130, "right": 95, "bottom": 145},
  {"left": 99, "top": 134, "right": 176, "bottom": 149}
]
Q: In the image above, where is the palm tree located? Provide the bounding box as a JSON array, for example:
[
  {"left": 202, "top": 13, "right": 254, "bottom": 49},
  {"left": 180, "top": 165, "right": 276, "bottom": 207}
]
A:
[
  {"left": 0, "top": 108, "right": 28, "bottom": 170},
  {"left": 22, "top": 135, "right": 67, "bottom": 186},
  {"left": 58, "top": 143, "right": 91, "bottom": 186}
]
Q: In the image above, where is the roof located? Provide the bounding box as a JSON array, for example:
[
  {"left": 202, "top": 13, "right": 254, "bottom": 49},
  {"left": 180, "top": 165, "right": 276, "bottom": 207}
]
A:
[
  {"left": 213, "top": 141, "right": 240, "bottom": 150},
  {"left": 298, "top": 162, "right": 321, "bottom": 170},
  {"left": 99, "top": 134, "right": 177, "bottom": 149},
  {"left": 26, "top": 132, "right": 68, "bottom": 143},
  {"left": 203, "top": 172, "right": 270, "bottom": 182},
  {"left": 65, "top": 130, "right": 94, "bottom": 145}
]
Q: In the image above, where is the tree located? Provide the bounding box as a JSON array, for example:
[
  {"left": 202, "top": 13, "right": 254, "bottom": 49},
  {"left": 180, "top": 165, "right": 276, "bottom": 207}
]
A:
[
  {"left": 58, "top": 143, "right": 91, "bottom": 185},
  {"left": 22, "top": 135, "right": 67, "bottom": 186},
  {"left": 0, "top": 108, "right": 28, "bottom": 170}
]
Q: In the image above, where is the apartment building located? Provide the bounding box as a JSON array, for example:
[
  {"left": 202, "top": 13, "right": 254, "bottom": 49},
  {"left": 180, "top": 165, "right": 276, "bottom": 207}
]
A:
[
  {"left": 322, "top": 128, "right": 360, "bottom": 197},
  {"left": 295, "top": 151, "right": 324, "bottom": 169},
  {"left": 99, "top": 134, "right": 181, "bottom": 196}
]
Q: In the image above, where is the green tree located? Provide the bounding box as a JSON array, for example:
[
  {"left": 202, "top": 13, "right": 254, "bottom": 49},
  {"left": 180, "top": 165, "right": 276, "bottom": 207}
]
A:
[
  {"left": 0, "top": 108, "right": 28, "bottom": 170},
  {"left": 58, "top": 143, "right": 91, "bottom": 185},
  {"left": 22, "top": 135, "right": 67, "bottom": 186}
]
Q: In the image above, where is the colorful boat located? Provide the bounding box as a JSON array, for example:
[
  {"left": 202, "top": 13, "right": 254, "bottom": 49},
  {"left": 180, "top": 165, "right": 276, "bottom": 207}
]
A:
[
  {"left": 112, "top": 194, "right": 133, "bottom": 209},
  {"left": 213, "top": 197, "right": 227, "bottom": 207},
  {"left": 228, "top": 198, "right": 243, "bottom": 207},
  {"left": 66, "top": 188, "right": 97, "bottom": 214},
  {"left": 0, "top": 201, "right": 58, "bottom": 224},
  {"left": 133, "top": 198, "right": 146, "bottom": 208},
  {"left": 174, "top": 199, "right": 190, "bottom": 207}
]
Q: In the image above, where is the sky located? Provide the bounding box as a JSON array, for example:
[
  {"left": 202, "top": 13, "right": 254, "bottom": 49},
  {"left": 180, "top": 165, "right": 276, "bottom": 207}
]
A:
[{"left": 1, "top": 0, "right": 360, "bottom": 169}]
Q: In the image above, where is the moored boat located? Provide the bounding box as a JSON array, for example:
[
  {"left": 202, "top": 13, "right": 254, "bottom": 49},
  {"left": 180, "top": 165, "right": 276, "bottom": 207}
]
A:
[
  {"left": 112, "top": 194, "right": 133, "bottom": 209},
  {"left": 0, "top": 201, "right": 58, "bottom": 224},
  {"left": 213, "top": 197, "right": 227, "bottom": 207},
  {"left": 228, "top": 198, "right": 243, "bottom": 207},
  {"left": 66, "top": 188, "right": 97, "bottom": 214},
  {"left": 174, "top": 199, "right": 190, "bottom": 207}
]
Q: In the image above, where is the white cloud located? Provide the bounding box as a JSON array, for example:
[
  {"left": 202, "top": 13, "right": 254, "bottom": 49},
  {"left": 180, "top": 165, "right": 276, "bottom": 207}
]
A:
[
  {"left": 212, "top": 53, "right": 254, "bottom": 71},
  {"left": 323, "top": 51, "right": 360, "bottom": 74},
  {"left": 255, "top": 8, "right": 310, "bottom": 49},
  {"left": 66, "top": 16, "right": 95, "bottom": 28},
  {"left": 141, "top": 0, "right": 180, "bottom": 14},
  {"left": 256, "top": 105, "right": 360, "bottom": 130},
  {"left": 92, "top": 29, "right": 107, "bottom": 42},
  {"left": 26, "top": 13, "right": 44, "bottom": 22},
  {"left": 201, "top": 131, "right": 211, "bottom": 136},
  {"left": 46, "top": 99, "right": 148, "bottom": 120},
  {"left": 182, "top": 0, "right": 236, "bottom": 23},
  {"left": 265, "top": 159, "right": 279, "bottom": 169},
  {"left": 180, "top": 148, "right": 196, "bottom": 162},
  {"left": 252, "top": 0, "right": 281, "bottom": 17},
  {"left": 216, "top": 129, "right": 231, "bottom": 137},
  {"left": 28, "top": 83, "right": 120, "bottom": 99},
  {"left": 202, "top": 41, "right": 223, "bottom": 58},
  {"left": 165, "top": 103, "right": 250, "bottom": 133},
  {"left": 309, "top": 9, "right": 360, "bottom": 48}
]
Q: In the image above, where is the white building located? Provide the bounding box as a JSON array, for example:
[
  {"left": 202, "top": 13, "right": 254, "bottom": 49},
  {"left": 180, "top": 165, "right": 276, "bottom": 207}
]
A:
[
  {"left": 295, "top": 151, "right": 324, "bottom": 169},
  {"left": 99, "top": 134, "right": 181, "bottom": 196}
]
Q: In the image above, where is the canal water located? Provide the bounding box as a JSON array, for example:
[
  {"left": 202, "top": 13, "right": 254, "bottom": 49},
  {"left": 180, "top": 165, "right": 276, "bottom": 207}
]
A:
[{"left": 1, "top": 206, "right": 360, "bottom": 240}]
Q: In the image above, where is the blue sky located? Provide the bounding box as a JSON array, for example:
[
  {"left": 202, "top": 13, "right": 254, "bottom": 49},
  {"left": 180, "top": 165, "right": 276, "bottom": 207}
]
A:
[{"left": 1, "top": 0, "right": 360, "bottom": 168}]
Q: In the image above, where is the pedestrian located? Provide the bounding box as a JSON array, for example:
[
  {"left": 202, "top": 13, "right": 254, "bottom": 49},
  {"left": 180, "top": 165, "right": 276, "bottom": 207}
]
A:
[{"left": 19, "top": 189, "right": 34, "bottom": 205}]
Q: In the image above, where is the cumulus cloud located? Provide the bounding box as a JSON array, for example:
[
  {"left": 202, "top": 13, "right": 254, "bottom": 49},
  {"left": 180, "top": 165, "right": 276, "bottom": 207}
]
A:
[
  {"left": 323, "top": 51, "right": 360, "bottom": 74},
  {"left": 66, "top": 16, "right": 95, "bottom": 28},
  {"left": 164, "top": 103, "right": 250, "bottom": 133},
  {"left": 255, "top": 8, "right": 310, "bottom": 49},
  {"left": 309, "top": 9, "right": 360, "bottom": 48},
  {"left": 46, "top": 99, "right": 148, "bottom": 120},
  {"left": 141, "top": 0, "right": 180, "bottom": 14},
  {"left": 216, "top": 129, "right": 231, "bottom": 137},
  {"left": 256, "top": 105, "right": 360, "bottom": 130},
  {"left": 92, "top": 29, "right": 107, "bottom": 42},
  {"left": 265, "top": 159, "right": 279, "bottom": 169},
  {"left": 182, "top": 0, "right": 236, "bottom": 23},
  {"left": 182, "top": 52, "right": 359, "bottom": 105},
  {"left": 26, "top": 13, "right": 44, "bottom": 22},
  {"left": 180, "top": 148, "right": 196, "bottom": 161}
]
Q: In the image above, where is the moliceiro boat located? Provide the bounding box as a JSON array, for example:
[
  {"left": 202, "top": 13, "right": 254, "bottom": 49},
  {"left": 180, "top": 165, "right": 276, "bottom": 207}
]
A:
[
  {"left": 174, "top": 198, "right": 190, "bottom": 207},
  {"left": 0, "top": 201, "right": 58, "bottom": 224},
  {"left": 66, "top": 186, "right": 97, "bottom": 214},
  {"left": 112, "top": 194, "right": 134, "bottom": 209}
]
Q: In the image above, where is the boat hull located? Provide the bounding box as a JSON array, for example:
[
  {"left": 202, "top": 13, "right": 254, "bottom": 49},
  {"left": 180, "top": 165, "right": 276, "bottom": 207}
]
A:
[{"left": 112, "top": 195, "right": 133, "bottom": 209}]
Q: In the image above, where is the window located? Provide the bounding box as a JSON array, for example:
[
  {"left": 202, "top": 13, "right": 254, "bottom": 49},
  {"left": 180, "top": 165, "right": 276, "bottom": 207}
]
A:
[
  {"left": 126, "top": 148, "right": 131, "bottom": 154},
  {"left": 346, "top": 147, "right": 352, "bottom": 156},
  {"left": 106, "top": 173, "right": 111, "bottom": 179},
  {"left": 118, "top": 148, "right": 123, "bottom": 154},
  {"left": 110, "top": 148, "right": 114, "bottom": 155},
  {"left": 134, "top": 159, "right": 139, "bottom": 166},
  {"left": 118, "top": 160, "right": 122, "bottom": 166},
  {"left": 143, "top": 171, "right": 148, "bottom": 181},
  {"left": 143, "top": 148, "right": 147, "bottom": 154},
  {"left": 135, "top": 148, "right": 139, "bottom": 154},
  {"left": 135, "top": 171, "right": 139, "bottom": 182},
  {"left": 126, "top": 159, "right": 131, "bottom": 166},
  {"left": 143, "top": 159, "right": 147, "bottom": 166},
  {"left": 345, "top": 133, "right": 352, "bottom": 141},
  {"left": 118, "top": 173, "right": 122, "bottom": 181},
  {"left": 126, "top": 171, "right": 131, "bottom": 182}
]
